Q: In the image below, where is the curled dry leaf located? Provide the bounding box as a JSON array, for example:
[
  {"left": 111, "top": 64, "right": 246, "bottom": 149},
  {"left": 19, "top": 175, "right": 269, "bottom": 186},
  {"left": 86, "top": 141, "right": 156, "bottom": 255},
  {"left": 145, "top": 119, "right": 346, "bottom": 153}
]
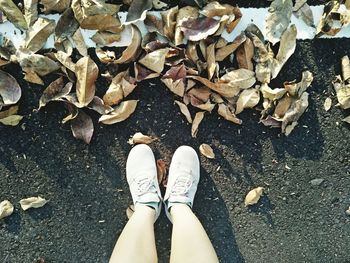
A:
[
  {"left": 0, "top": 105, "right": 18, "bottom": 119},
  {"left": 293, "top": 0, "right": 314, "bottom": 27},
  {"left": 316, "top": 1, "right": 341, "bottom": 36},
  {"left": 235, "top": 87, "right": 260, "bottom": 115},
  {"left": 128, "top": 132, "right": 157, "bottom": 145},
  {"left": 0, "top": 115, "right": 23, "bottom": 126},
  {"left": 55, "top": 8, "right": 79, "bottom": 40},
  {"left": 75, "top": 56, "right": 99, "bottom": 107},
  {"left": 0, "top": 200, "right": 14, "bottom": 219},
  {"left": 324, "top": 97, "right": 332, "bottom": 112},
  {"left": 343, "top": 115, "right": 350, "bottom": 124},
  {"left": 153, "top": 0, "right": 167, "bottom": 9},
  {"left": 95, "top": 48, "right": 116, "bottom": 64},
  {"left": 0, "top": 0, "right": 28, "bottom": 30},
  {"left": 236, "top": 37, "right": 254, "bottom": 70},
  {"left": 244, "top": 187, "right": 264, "bottom": 206},
  {"left": 115, "top": 25, "right": 142, "bottom": 64},
  {"left": 42, "top": 0, "right": 70, "bottom": 13},
  {"left": 87, "top": 96, "right": 113, "bottom": 115},
  {"left": 216, "top": 32, "right": 246, "bottom": 62},
  {"left": 72, "top": 28, "right": 88, "bottom": 57},
  {"left": 99, "top": 100, "right": 138, "bottom": 124},
  {"left": 125, "top": 0, "right": 153, "bottom": 24},
  {"left": 175, "top": 100, "right": 192, "bottom": 123},
  {"left": 161, "top": 64, "right": 186, "bottom": 97},
  {"left": 19, "top": 196, "right": 48, "bottom": 211},
  {"left": 91, "top": 31, "right": 121, "bottom": 46},
  {"left": 260, "top": 83, "right": 286, "bottom": 101},
  {"left": 39, "top": 77, "right": 72, "bottom": 109},
  {"left": 156, "top": 159, "right": 168, "bottom": 187},
  {"left": 333, "top": 76, "right": 350, "bottom": 109},
  {"left": 191, "top": 111, "right": 205, "bottom": 138},
  {"left": 139, "top": 48, "right": 169, "bottom": 73},
  {"left": 70, "top": 110, "right": 94, "bottom": 144},
  {"left": 24, "top": 0, "right": 39, "bottom": 27},
  {"left": 54, "top": 51, "right": 75, "bottom": 72},
  {"left": 161, "top": 6, "right": 178, "bottom": 40},
  {"left": 265, "top": 0, "right": 293, "bottom": 45},
  {"left": 134, "top": 63, "right": 160, "bottom": 81},
  {"left": 341, "top": 55, "right": 350, "bottom": 82},
  {"left": 175, "top": 6, "right": 199, "bottom": 46},
  {"left": 180, "top": 17, "right": 220, "bottom": 42},
  {"left": 206, "top": 43, "right": 216, "bottom": 80},
  {"left": 199, "top": 143, "right": 215, "bottom": 159},
  {"left": 24, "top": 71, "right": 44, "bottom": 85},
  {"left": 24, "top": 17, "right": 56, "bottom": 53},
  {"left": 0, "top": 70, "right": 21, "bottom": 106},
  {"left": 218, "top": 103, "right": 242, "bottom": 124},
  {"left": 220, "top": 69, "right": 256, "bottom": 90}
]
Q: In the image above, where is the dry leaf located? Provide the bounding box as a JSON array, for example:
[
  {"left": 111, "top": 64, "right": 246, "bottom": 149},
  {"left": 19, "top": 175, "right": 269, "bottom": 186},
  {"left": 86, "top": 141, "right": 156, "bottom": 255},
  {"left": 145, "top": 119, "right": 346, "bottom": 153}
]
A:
[
  {"left": 236, "top": 87, "right": 260, "bottom": 114},
  {"left": 219, "top": 69, "right": 256, "bottom": 90},
  {"left": 206, "top": 43, "right": 216, "bottom": 80},
  {"left": 0, "top": 0, "right": 28, "bottom": 30},
  {"left": 175, "top": 100, "right": 192, "bottom": 123},
  {"left": 24, "top": 0, "right": 38, "bottom": 27},
  {"left": 316, "top": 1, "right": 341, "bottom": 36},
  {"left": 216, "top": 32, "right": 246, "bottom": 62},
  {"left": 134, "top": 63, "right": 160, "bottom": 81},
  {"left": 0, "top": 115, "right": 23, "bottom": 126},
  {"left": 75, "top": 56, "right": 99, "bottom": 107},
  {"left": 199, "top": 143, "right": 215, "bottom": 159},
  {"left": 218, "top": 103, "right": 242, "bottom": 124},
  {"left": 24, "top": 17, "right": 55, "bottom": 53},
  {"left": 161, "top": 6, "right": 178, "bottom": 40},
  {"left": 125, "top": 0, "right": 153, "bottom": 24},
  {"left": 55, "top": 8, "right": 79, "bottom": 40},
  {"left": 324, "top": 97, "right": 332, "bottom": 111},
  {"left": 265, "top": 0, "right": 293, "bottom": 44},
  {"left": 139, "top": 48, "right": 169, "bottom": 73},
  {"left": 156, "top": 159, "right": 167, "bottom": 187},
  {"left": 39, "top": 77, "right": 72, "bottom": 109},
  {"left": 180, "top": 17, "right": 220, "bottom": 42},
  {"left": 260, "top": 83, "right": 286, "bottom": 101},
  {"left": 99, "top": 100, "right": 138, "bottom": 124},
  {"left": 161, "top": 64, "right": 186, "bottom": 97},
  {"left": 95, "top": 48, "right": 116, "bottom": 64},
  {"left": 91, "top": 31, "right": 121, "bottom": 46},
  {"left": 236, "top": 37, "right": 254, "bottom": 70},
  {"left": 0, "top": 200, "right": 14, "bottom": 219},
  {"left": 191, "top": 111, "right": 205, "bottom": 138},
  {"left": 24, "top": 71, "right": 44, "bottom": 85},
  {"left": 0, "top": 105, "right": 18, "bottom": 119},
  {"left": 115, "top": 25, "right": 142, "bottom": 64},
  {"left": 0, "top": 70, "right": 21, "bottom": 106},
  {"left": 71, "top": 28, "right": 88, "bottom": 57},
  {"left": 333, "top": 76, "right": 350, "bottom": 109},
  {"left": 293, "top": 0, "right": 314, "bottom": 27},
  {"left": 341, "top": 55, "right": 350, "bottom": 82},
  {"left": 19, "top": 196, "right": 48, "bottom": 211},
  {"left": 153, "top": 0, "right": 167, "bottom": 9},
  {"left": 128, "top": 132, "right": 157, "bottom": 145},
  {"left": 53, "top": 51, "right": 76, "bottom": 72},
  {"left": 42, "top": 0, "right": 70, "bottom": 13},
  {"left": 244, "top": 187, "right": 264, "bottom": 206},
  {"left": 174, "top": 6, "right": 199, "bottom": 46},
  {"left": 70, "top": 110, "right": 94, "bottom": 144},
  {"left": 343, "top": 115, "right": 350, "bottom": 124},
  {"left": 87, "top": 96, "right": 113, "bottom": 115}
]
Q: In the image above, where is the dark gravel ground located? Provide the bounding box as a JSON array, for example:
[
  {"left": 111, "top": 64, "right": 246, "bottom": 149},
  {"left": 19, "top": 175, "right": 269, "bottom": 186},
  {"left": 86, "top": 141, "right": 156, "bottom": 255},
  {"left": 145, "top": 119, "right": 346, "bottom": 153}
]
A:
[{"left": 1, "top": 2, "right": 350, "bottom": 263}]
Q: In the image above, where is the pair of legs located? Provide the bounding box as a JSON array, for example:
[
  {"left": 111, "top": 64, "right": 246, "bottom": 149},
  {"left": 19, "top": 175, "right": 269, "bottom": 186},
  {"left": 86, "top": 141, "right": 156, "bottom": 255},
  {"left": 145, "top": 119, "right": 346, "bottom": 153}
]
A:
[{"left": 109, "top": 145, "right": 218, "bottom": 263}]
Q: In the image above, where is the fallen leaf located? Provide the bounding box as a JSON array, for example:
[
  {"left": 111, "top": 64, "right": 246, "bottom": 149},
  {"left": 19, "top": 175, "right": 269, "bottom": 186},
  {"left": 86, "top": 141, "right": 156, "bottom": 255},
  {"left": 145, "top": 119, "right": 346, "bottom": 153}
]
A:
[
  {"left": 55, "top": 8, "right": 79, "bottom": 40},
  {"left": 161, "top": 6, "right": 178, "bottom": 40},
  {"left": 70, "top": 110, "right": 94, "bottom": 144},
  {"left": 236, "top": 37, "right": 254, "bottom": 70},
  {"left": 341, "top": 55, "right": 350, "bottom": 82},
  {"left": 99, "top": 100, "right": 138, "bottom": 124},
  {"left": 333, "top": 77, "right": 350, "bottom": 109},
  {"left": 174, "top": 6, "right": 199, "bottom": 46},
  {"left": 260, "top": 83, "right": 286, "bottom": 101},
  {"left": 156, "top": 159, "right": 167, "bottom": 186},
  {"left": 24, "top": 71, "right": 44, "bottom": 85},
  {"left": 125, "top": 0, "right": 153, "bottom": 24},
  {"left": 134, "top": 63, "right": 160, "bottom": 81},
  {"left": 161, "top": 64, "right": 186, "bottom": 97},
  {"left": 191, "top": 111, "right": 205, "bottom": 137},
  {"left": 139, "top": 48, "right": 169, "bottom": 73},
  {"left": 19, "top": 196, "right": 48, "bottom": 211},
  {"left": 216, "top": 32, "right": 246, "bottom": 62},
  {"left": 24, "top": 0, "right": 38, "bottom": 27},
  {"left": 284, "top": 70, "right": 313, "bottom": 97},
  {"left": 91, "top": 31, "right": 121, "bottom": 46},
  {"left": 24, "top": 17, "right": 55, "bottom": 53},
  {"left": 153, "top": 0, "right": 167, "bottom": 9},
  {"left": 41, "top": 0, "right": 70, "bottom": 13},
  {"left": 95, "top": 48, "right": 116, "bottom": 64},
  {"left": 0, "top": 115, "right": 23, "bottom": 126},
  {"left": 265, "top": 0, "right": 293, "bottom": 45},
  {"left": 39, "top": 77, "right": 72, "bottom": 109},
  {"left": 293, "top": 0, "right": 314, "bottom": 27},
  {"left": 0, "top": 0, "right": 28, "bottom": 30},
  {"left": 343, "top": 115, "right": 350, "bottom": 124},
  {"left": 219, "top": 68, "right": 256, "bottom": 90},
  {"left": 316, "top": 1, "right": 341, "bottom": 36},
  {"left": 0, "top": 200, "right": 14, "bottom": 219},
  {"left": 200, "top": 1, "right": 234, "bottom": 17},
  {"left": 244, "top": 187, "right": 264, "bottom": 206},
  {"left": 128, "top": 132, "right": 157, "bottom": 145},
  {"left": 236, "top": 87, "right": 260, "bottom": 114},
  {"left": 71, "top": 28, "right": 88, "bottom": 57},
  {"left": 62, "top": 102, "right": 78, "bottom": 123},
  {"left": 180, "top": 17, "right": 220, "bottom": 41},
  {"left": 53, "top": 51, "right": 76, "bottom": 72},
  {"left": 0, "top": 70, "right": 21, "bottom": 106},
  {"left": 0, "top": 105, "right": 18, "bottom": 119},
  {"left": 218, "top": 103, "right": 242, "bottom": 124},
  {"left": 75, "top": 56, "right": 99, "bottom": 107},
  {"left": 206, "top": 43, "right": 216, "bottom": 80},
  {"left": 175, "top": 100, "right": 192, "bottom": 123},
  {"left": 324, "top": 97, "right": 332, "bottom": 111},
  {"left": 115, "top": 25, "right": 142, "bottom": 64},
  {"left": 199, "top": 143, "right": 215, "bottom": 159},
  {"left": 87, "top": 96, "right": 113, "bottom": 115}
]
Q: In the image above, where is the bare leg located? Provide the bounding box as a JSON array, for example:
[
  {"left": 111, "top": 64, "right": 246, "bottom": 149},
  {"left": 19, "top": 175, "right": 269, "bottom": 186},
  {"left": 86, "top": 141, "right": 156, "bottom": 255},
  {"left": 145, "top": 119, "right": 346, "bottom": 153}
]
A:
[
  {"left": 170, "top": 204, "right": 219, "bottom": 263},
  {"left": 109, "top": 204, "right": 157, "bottom": 263}
]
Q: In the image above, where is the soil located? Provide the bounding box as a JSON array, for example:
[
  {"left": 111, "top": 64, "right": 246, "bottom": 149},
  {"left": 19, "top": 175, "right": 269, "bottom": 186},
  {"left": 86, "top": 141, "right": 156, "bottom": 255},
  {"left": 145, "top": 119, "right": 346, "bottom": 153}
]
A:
[{"left": 1, "top": 1, "right": 350, "bottom": 263}]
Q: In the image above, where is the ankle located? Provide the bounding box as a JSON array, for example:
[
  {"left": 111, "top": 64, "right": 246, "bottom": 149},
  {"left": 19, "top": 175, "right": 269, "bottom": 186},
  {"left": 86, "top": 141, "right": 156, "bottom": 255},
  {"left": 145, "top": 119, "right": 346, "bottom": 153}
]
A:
[
  {"left": 169, "top": 203, "right": 191, "bottom": 216},
  {"left": 134, "top": 203, "right": 157, "bottom": 216}
]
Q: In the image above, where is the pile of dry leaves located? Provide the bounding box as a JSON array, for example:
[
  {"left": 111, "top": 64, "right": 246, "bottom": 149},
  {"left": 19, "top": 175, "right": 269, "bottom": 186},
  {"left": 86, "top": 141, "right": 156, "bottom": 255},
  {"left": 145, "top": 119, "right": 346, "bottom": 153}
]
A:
[{"left": 1, "top": 0, "right": 346, "bottom": 144}]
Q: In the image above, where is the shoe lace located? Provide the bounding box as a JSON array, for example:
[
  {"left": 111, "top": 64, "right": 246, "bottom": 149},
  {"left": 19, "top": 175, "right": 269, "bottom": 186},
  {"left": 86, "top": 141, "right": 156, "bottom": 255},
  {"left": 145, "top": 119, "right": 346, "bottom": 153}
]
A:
[
  {"left": 171, "top": 174, "right": 193, "bottom": 196},
  {"left": 133, "top": 175, "right": 156, "bottom": 196}
]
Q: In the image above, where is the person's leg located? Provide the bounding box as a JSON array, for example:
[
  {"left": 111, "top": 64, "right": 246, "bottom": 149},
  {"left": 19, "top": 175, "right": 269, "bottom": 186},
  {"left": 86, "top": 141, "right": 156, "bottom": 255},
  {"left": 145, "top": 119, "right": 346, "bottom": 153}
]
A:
[
  {"left": 164, "top": 146, "right": 219, "bottom": 263},
  {"left": 109, "top": 144, "right": 162, "bottom": 263},
  {"left": 109, "top": 204, "right": 157, "bottom": 263}
]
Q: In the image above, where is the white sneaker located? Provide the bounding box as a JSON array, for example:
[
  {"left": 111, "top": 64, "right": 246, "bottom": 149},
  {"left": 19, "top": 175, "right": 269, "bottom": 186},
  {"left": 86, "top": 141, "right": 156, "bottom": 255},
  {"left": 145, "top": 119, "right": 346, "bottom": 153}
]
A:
[
  {"left": 164, "top": 145, "right": 200, "bottom": 222},
  {"left": 126, "top": 144, "right": 162, "bottom": 221}
]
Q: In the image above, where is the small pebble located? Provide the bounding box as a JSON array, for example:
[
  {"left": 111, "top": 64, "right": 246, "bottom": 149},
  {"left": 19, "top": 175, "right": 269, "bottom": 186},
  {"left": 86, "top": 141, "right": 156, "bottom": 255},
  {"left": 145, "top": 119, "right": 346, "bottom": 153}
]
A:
[
  {"left": 310, "top": 178, "right": 324, "bottom": 186},
  {"left": 346, "top": 207, "right": 350, "bottom": 216}
]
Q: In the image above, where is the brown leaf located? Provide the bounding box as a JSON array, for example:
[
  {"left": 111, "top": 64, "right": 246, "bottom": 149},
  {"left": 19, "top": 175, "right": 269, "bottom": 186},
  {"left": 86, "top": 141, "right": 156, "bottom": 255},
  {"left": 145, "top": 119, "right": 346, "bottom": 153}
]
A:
[
  {"left": 126, "top": 205, "right": 135, "bottom": 219},
  {"left": 265, "top": 0, "right": 293, "bottom": 44},
  {"left": 0, "top": 115, "right": 23, "bottom": 126},
  {"left": 0, "top": 200, "right": 14, "bottom": 219},
  {"left": 236, "top": 37, "right": 254, "bottom": 70},
  {"left": 41, "top": 0, "right": 70, "bottom": 13},
  {"left": 134, "top": 63, "right": 160, "bottom": 82},
  {"left": 24, "top": 17, "right": 56, "bottom": 53},
  {"left": 139, "top": 48, "right": 169, "bottom": 73},
  {"left": 62, "top": 102, "right": 79, "bottom": 123},
  {"left": 0, "top": 70, "right": 21, "bottom": 106},
  {"left": 39, "top": 77, "right": 72, "bottom": 109},
  {"left": 274, "top": 96, "right": 293, "bottom": 118},
  {"left": 19, "top": 196, "right": 48, "bottom": 211},
  {"left": 55, "top": 8, "right": 79, "bottom": 40},
  {"left": 161, "top": 6, "right": 178, "bottom": 40},
  {"left": 87, "top": 96, "right": 113, "bottom": 115},
  {"left": 0, "top": 0, "right": 28, "bottom": 30},
  {"left": 343, "top": 115, "right": 350, "bottom": 124},
  {"left": 153, "top": 0, "right": 167, "bottom": 9},
  {"left": 24, "top": 0, "right": 38, "bottom": 27},
  {"left": 333, "top": 76, "right": 350, "bottom": 110},
  {"left": 175, "top": 100, "right": 192, "bottom": 123},
  {"left": 95, "top": 48, "right": 116, "bottom": 64},
  {"left": 216, "top": 32, "right": 246, "bottom": 62},
  {"left": 115, "top": 25, "right": 142, "bottom": 64},
  {"left": 220, "top": 69, "right": 256, "bottom": 90},
  {"left": 206, "top": 43, "right": 216, "bottom": 80},
  {"left": 156, "top": 159, "right": 168, "bottom": 187},
  {"left": 0, "top": 105, "right": 18, "bottom": 119},
  {"left": 53, "top": 51, "right": 76, "bottom": 72},
  {"left": 125, "top": 0, "right": 153, "bottom": 24},
  {"left": 161, "top": 64, "right": 186, "bottom": 97},
  {"left": 128, "top": 132, "right": 157, "bottom": 145},
  {"left": 199, "top": 143, "right": 215, "bottom": 159},
  {"left": 72, "top": 28, "right": 88, "bottom": 57},
  {"left": 236, "top": 87, "right": 260, "bottom": 114},
  {"left": 341, "top": 55, "right": 350, "bottom": 82},
  {"left": 293, "top": 0, "right": 314, "bottom": 27},
  {"left": 99, "top": 100, "right": 138, "bottom": 124},
  {"left": 24, "top": 71, "right": 44, "bottom": 85},
  {"left": 316, "top": 1, "right": 341, "bottom": 36},
  {"left": 284, "top": 70, "right": 313, "bottom": 97},
  {"left": 180, "top": 17, "right": 220, "bottom": 42},
  {"left": 174, "top": 6, "right": 199, "bottom": 46},
  {"left": 218, "top": 103, "right": 242, "bottom": 124},
  {"left": 91, "top": 31, "right": 121, "bottom": 46},
  {"left": 260, "top": 83, "right": 286, "bottom": 101},
  {"left": 200, "top": 1, "right": 234, "bottom": 17},
  {"left": 244, "top": 187, "right": 264, "bottom": 206},
  {"left": 70, "top": 110, "right": 94, "bottom": 144},
  {"left": 75, "top": 56, "right": 99, "bottom": 107},
  {"left": 191, "top": 111, "right": 205, "bottom": 138}
]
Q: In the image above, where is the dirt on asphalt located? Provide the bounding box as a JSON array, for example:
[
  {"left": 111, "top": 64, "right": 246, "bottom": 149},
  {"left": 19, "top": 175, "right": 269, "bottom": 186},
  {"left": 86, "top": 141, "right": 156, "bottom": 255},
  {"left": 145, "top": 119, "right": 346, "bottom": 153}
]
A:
[{"left": 1, "top": 1, "right": 350, "bottom": 262}]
